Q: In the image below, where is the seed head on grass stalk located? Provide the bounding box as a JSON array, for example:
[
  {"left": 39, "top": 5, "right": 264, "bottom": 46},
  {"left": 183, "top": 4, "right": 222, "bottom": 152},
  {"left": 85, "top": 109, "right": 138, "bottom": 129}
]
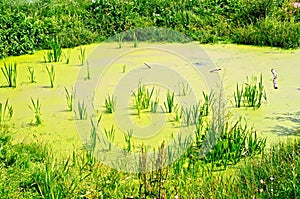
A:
[
  {"left": 28, "top": 98, "right": 42, "bottom": 125},
  {"left": 45, "top": 65, "right": 55, "bottom": 88}
]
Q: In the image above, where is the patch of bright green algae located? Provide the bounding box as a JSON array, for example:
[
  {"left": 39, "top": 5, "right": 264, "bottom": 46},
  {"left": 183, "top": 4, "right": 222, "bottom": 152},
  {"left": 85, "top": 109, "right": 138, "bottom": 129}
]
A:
[{"left": 0, "top": 42, "right": 299, "bottom": 159}]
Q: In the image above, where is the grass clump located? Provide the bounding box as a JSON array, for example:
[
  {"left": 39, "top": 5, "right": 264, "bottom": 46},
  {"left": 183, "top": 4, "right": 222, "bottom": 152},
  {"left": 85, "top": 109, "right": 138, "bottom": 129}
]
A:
[
  {"left": 77, "top": 100, "right": 87, "bottom": 120},
  {"left": 78, "top": 47, "right": 86, "bottom": 66},
  {"left": 132, "top": 82, "right": 154, "bottom": 115},
  {"left": 45, "top": 65, "right": 55, "bottom": 88},
  {"left": 234, "top": 74, "right": 267, "bottom": 108},
  {"left": 28, "top": 98, "right": 42, "bottom": 125},
  {"left": 163, "top": 90, "right": 177, "bottom": 113},
  {"left": 44, "top": 38, "right": 62, "bottom": 63},
  {"left": 104, "top": 125, "right": 115, "bottom": 151},
  {"left": 1, "top": 62, "right": 17, "bottom": 88},
  {"left": 27, "top": 66, "right": 36, "bottom": 83},
  {"left": 0, "top": 99, "right": 13, "bottom": 125},
  {"left": 64, "top": 87, "right": 75, "bottom": 111},
  {"left": 104, "top": 94, "right": 116, "bottom": 114}
]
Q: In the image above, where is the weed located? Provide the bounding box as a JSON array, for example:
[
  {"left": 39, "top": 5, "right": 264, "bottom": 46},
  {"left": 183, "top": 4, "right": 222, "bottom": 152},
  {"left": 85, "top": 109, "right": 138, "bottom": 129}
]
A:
[
  {"left": 64, "top": 87, "right": 75, "bottom": 111},
  {"left": 122, "top": 64, "right": 126, "bottom": 73},
  {"left": 89, "top": 114, "right": 102, "bottom": 152},
  {"left": 28, "top": 98, "right": 42, "bottom": 125},
  {"left": 64, "top": 49, "right": 72, "bottom": 64},
  {"left": 1, "top": 62, "right": 17, "bottom": 87},
  {"left": 45, "top": 65, "right": 55, "bottom": 88},
  {"left": 243, "top": 74, "right": 267, "bottom": 108},
  {"left": 132, "top": 82, "right": 154, "bottom": 115},
  {"left": 45, "top": 37, "right": 62, "bottom": 62},
  {"left": 105, "top": 94, "right": 116, "bottom": 113},
  {"left": 27, "top": 66, "right": 36, "bottom": 83},
  {"left": 177, "top": 81, "right": 192, "bottom": 96}
]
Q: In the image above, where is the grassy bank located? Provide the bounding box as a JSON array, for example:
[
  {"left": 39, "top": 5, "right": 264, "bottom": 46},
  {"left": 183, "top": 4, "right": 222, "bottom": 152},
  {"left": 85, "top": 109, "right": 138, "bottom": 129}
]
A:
[
  {"left": 0, "top": 0, "right": 300, "bottom": 59},
  {"left": 0, "top": 128, "right": 298, "bottom": 198}
]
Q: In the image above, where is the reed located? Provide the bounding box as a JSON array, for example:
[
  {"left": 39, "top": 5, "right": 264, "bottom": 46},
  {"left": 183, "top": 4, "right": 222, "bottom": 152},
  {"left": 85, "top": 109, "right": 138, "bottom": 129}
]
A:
[
  {"left": 78, "top": 47, "right": 86, "bottom": 66},
  {"left": 124, "top": 129, "right": 133, "bottom": 152},
  {"left": 1, "top": 62, "right": 17, "bottom": 87},
  {"left": 77, "top": 100, "right": 87, "bottom": 120},
  {"left": 104, "top": 125, "right": 116, "bottom": 151},
  {"left": 163, "top": 91, "right": 176, "bottom": 113},
  {"left": 45, "top": 65, "right": 55, "bottom": 88},
  {"left": 105, "top": 94, "right": 116, "bottom": 113},
  {"left": 234, "top": 83, "right": 243, "bottom": 107},
  {"left": 27, "top": 66, "right": 36, "bottom": 83},
  {"left": 64, "top": 87, "right": 75, "bottom": 111},
  {"left": 28, "top": 98, "right": 42, "bottom": 125},
  {"left": 0, "top": 99, "right": 13, "bottom": 124}
]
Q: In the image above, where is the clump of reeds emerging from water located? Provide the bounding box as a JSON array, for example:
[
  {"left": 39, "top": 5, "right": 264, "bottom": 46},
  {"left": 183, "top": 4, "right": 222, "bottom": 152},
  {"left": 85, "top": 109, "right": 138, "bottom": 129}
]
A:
[{"left": 1, "top": 62, "right": 17, "bottom": 87}]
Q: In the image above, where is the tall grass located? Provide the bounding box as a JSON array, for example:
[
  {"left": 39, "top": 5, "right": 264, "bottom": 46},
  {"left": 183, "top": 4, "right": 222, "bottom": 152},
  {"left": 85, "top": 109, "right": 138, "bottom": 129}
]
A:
[
  {"left": 1, "top": 62, "right": 17, "bottom": 87},
  {"left": 234, "top": 83, "right": 243, "bottom": 107},
  {"left": 243, "top": 74, "right": 267, "bottom": 108},
  {"left": 28, "top": 98, "right": 42, "bottom": 125},
  {"left": 45, "top": 65, "right": 55, "bottom": 88},
  {"left": 124, "top": 129, "right": 133, "bottom": 152}
]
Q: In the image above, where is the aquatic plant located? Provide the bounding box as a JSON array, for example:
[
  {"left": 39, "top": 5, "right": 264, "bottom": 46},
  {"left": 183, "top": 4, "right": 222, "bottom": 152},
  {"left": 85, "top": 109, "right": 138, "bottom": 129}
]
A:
[
  {"left": 89, "top": 114, "right": 102, "bottom": 152},
  {"left": 163, "top": 90, "right": 177, "bottom": 113},
  {"left": 27, "top": 66, "right": 36, "bottom": 83},
  {"left": 104, "top": 125, "right": 115, "bottom": 151},
  {"left": 243, "top": 74, "right": 267, "bottom": 108},
  {"left": 28, "top": 98, "right": 42, "bottom": 125},
  {"left": 122, "top": 64, "right": 126, "bottom": 73},
  {"left": 177, "top": 81, "right": 192, "bottom": 96},
  {"left": 78, "top": 47, "right": 86, "bottom": 66},
  {"left": 45, "top": 65, "right": 55, "bottom": 88},
  {"left": 105, "top": 94, "right": 116, "bottom": 113},
  {"left": 132, "top": 82, "right": 154, "bottom": 115},
  {"left": 77, "top": 100, "right": 87, "bottom": 120},
  {"left": 234, "top": 83, "right": 243, "bottom": 108},
  {"left": 124, "top": 129, "right": 133, "bottom": 152},
  {"left": 0, "top": 99, "right": 13, "bottom": 124},
  {"left": 64, "top": 87, "right": 75, "bottom": 111},
  {"left": 45, "top": 38, "right": 62, "bottom": 62},
  {"left": 1, "top": 62, "right": 17, "bottom": 87}
]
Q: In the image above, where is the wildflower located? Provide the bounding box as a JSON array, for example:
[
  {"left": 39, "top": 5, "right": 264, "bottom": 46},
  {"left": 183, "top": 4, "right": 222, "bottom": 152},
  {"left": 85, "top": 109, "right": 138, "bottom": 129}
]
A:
[
  {"left": 260, "top": 179, "right": 264, "bottom": 184},
  {"left": 270, "top": 177, "right": 274, "bottom": 181}
]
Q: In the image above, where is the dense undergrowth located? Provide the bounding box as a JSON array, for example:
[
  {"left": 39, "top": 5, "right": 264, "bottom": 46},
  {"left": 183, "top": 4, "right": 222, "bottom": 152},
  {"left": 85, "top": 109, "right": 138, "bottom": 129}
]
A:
[
  {"left": 1, "top": 0, "right": 300, "bottom": 59},
  {"left": 0, "top": 128, "right": 299, "bottom": 198}
]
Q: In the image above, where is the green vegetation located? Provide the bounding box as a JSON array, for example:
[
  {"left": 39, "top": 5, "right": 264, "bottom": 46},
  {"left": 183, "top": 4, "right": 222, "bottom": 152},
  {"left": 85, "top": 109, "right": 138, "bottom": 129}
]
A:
[
  {"left": 132, "top": 82, "right": 155, "bottom": 115},
  {"left": 1, "top": 62, "right": 17, "bottom": 88},
  {"left": 27, "top": 66, "right": 36, "bottom": 83},
  {"left": 104, "top": 94, "right": 116, "bottom": 114},
  {"left": 28, "top": 98, "right": 42, "bottom": 125},
  {"left": 1, "top": 0, "right": 299, "bottom": 59},
  {"left": 234, "top": 74, "right": 267, "bottom": 108},
  {"left": 1, "top": 127, "right": 299, "bottom": 198},
  {"left": 78, "top": 47, "right": 86, "bottom": 66},
  {"left": 45, "top": 65, "right": 55, "bottom": 88},
  {"left": 0, "top": 99, "right": 13, "bottom": 124},
  {"left": 163, "top": 90, "right": 177, "bottom": 113},
  {"left": 64, "top": 87, "right": 75, "bottom": 111},
  {"left": 77, "top": 100, "right": 87, "bottom": 120}
]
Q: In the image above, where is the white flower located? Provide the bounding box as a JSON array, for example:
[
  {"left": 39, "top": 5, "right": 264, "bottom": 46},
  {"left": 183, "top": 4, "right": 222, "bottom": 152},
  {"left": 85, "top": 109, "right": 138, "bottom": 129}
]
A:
[
  {"left": 175, "top": 194, "right": 179, "bottom": 199},
  {"left": 270, "top": 177, "right": 274, "bottom": 181},
  {"left": 260, "top": 179, "right": 264, "bottom": 184}
]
